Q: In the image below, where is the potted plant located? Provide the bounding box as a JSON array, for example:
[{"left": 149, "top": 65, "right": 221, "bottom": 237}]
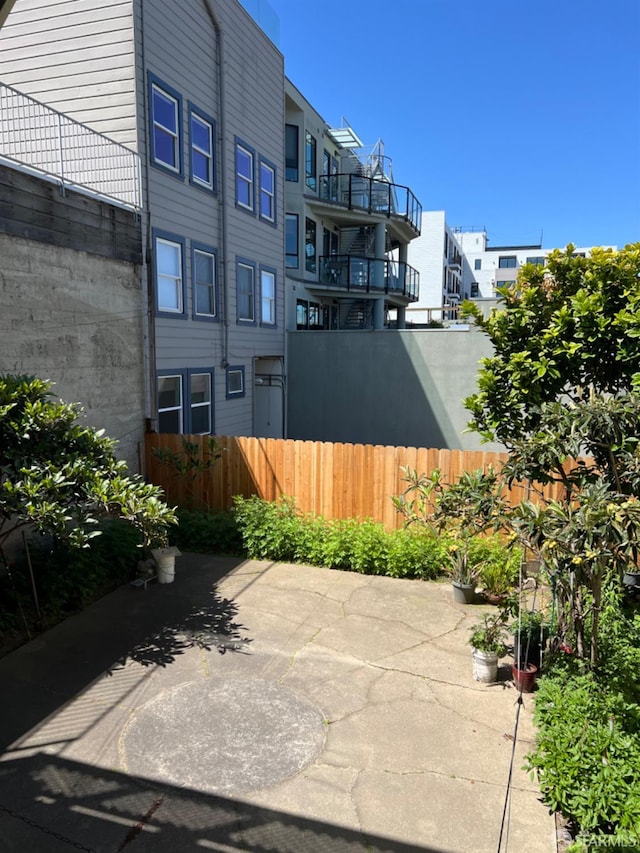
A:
[
  {"left": 393, "top": 466, "right": 508, "bottom": 605},
  {"left": 150, "top": 532, "right": 181, "bottom": 584},
  {"left": 512, "top": 609, "right": 549, "bottom": 670},
  {"left": 478, "top": 540, "right": 520, "bottom": 604},
  {"left": 142, "top": 511, "right": 180, "bottom": 585},
  {"left": 448, "top": 540, "right": 481, "bottom": 604},
  {"left": 469, "top": 611, "right": 508, "bottom": 682}
]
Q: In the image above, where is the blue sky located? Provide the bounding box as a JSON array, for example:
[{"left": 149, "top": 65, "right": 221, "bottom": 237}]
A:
[{"left": 265, "top": 0, "right": 639, "bottom": 250}]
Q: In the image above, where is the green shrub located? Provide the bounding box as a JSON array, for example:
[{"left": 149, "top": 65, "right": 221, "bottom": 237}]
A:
[
  {"left": 232, "top": 495, "right": 448, "bottom": 579},
  {"left": 233, "top": 495, "right": 302, "bottom": 561},
  {"left": 25, "top": 518, "right": 143, "bottom": 620},
  {"left": 386, "top": 528, "right": 446, "bottom": 579},
  {"left": 173, "top": 508, "right": 243, "bottom": 555},
  {"left": 527, "top": 672, "right": 640, "bottom": 845},
  {"left": 475, "top": 537, "right": 521, "bottom": 595},
  {"left": 595, "top": 588, "right": 640, "bottom": 706}
]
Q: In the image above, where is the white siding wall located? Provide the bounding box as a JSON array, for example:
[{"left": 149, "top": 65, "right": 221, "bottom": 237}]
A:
[{"left": 406, "top": 210, "right": 447, "bottom": 321}]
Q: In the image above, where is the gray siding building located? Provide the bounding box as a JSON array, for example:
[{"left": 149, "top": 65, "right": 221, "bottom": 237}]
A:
[{"left": 0, "top": 0, "right": 286, "bottom": 439}]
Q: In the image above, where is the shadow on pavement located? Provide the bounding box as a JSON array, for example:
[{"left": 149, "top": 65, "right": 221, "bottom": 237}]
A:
[
  {"left": 0, "top": 752, "right": 448, "bottom": 853},
  {"left": 0, "top": 555, "right": 252, "bottom": 752}
]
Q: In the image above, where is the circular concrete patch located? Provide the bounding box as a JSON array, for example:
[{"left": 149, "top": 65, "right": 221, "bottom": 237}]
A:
[{"left": 121, "top": 678, "right": 326, "bottom": 795}]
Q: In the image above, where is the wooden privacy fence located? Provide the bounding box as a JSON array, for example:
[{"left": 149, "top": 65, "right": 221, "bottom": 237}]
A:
[{"left": 145, "top": 434, "right": 565, "bottom": 530}]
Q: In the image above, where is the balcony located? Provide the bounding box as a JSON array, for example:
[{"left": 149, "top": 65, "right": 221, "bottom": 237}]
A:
[
  {"left": 0, "top": 82, "right": 141, "bottom": 209},
  {"left": 316, "top": 173, "right": 422, "bottom": 236},
  {"left": 317, "top": 254, "right": 419, "bottom": 302}
]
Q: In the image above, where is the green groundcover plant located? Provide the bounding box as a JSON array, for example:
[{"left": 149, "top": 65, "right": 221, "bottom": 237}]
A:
[
  {"left": 170, "top": 496, "right": 518, "bottom": 582},
  {"left": 231, "top": 495, "right": 448, "bottom": 578}
]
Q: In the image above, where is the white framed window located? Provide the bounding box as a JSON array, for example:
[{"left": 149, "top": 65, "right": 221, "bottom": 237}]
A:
[
  {"left": 226, "top": 366, "right": 245, "bottom": 398},
  {"left": 194, "top": 248, "right": 216, "bottom": 317},
  {"left": 190, "top": 109, "right": 214, "bottom": 189},
  {"left": 236, "top": 142, "right": 254, "bottom": 210},
  {"left": 261, "top": 268, "right": 275, "bottom": 325},
  {"left": 259, "top": 159, "right": 275, "bottom": 222},
  {"left": 190, "top": 372, "right": 212, "bottom": 434},
  {"left": 151, "top": 81, "right": 180, "bottom": 172},
  {"left": 158, "top": 374, "right": 183, "bottom": 433},
  {"left": 237, "top": 260, "right": 255, "bottom": 322},
  {"left": 156, "top": 236, "right": 183, "bottom": 313}
]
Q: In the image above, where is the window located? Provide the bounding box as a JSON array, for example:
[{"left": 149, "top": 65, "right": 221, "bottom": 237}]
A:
[
  {"left": 192, "top": 245, "right": 217, "bottom": 318},
  {"left": 474, "top": 259, "right": 482, "bottom": 271},
  {"left": 305, "top": 217, "right": 316, "bottom": 273},
  {"left": 149, "top": 74, "right": 182, "bottom": 174},
  {"left": 226, "top": 366, "right": 245, "bottom": 398},
  {"left": 259, "top": 158, "right": 276, "bottom": 223},
  {"left": 285, "top": 124, "right": 299, "bottom": 181},
  {"left": 157, "top": 368, "right": 213, "bottom": 434},
  {"left": 296, "top": 299, "right": 324, "bottom": 330},
  {"left": 498, "top": 256, "right": 517, "bottom": 268},
  {"left": 286, "top": 214, "right": 299, "bottom": 268},
  {"left": 190, "top": 372, "right": 212, "bottom": 434},
  {"left": 237, "top": 260, "right": 255, "bottom": 322},
  {"left": 158, "top": 374, "right": 183, "bottom": 433},
  {"left": 470, "top": 283, "right": 480, "bottom": 297},
  {"left": 323, "top": 227, "right": 338, "bottom": 257},
  {"left": 189, "top": 105, "right": 214, "bottom": 190},
  {"left": 296, "top": 299, "right": 308, "bottom": 330},
  {"left": 525, "top": 256, "right": 545, "bottom": 266},
  {"left": 260, "top": 267, "right": 276, "bottom": 325},
  {"left": 155, "top": 233, "right": 185, "bottom": 314},
  {"left": 305, "top": 130, "right": 316, "bottom": 190},
  {"left": 309, "top": 303, "right": 321, "bottom": 328},
  {"left": 235, "top": 140, "right": 254, "bottom": 210}
]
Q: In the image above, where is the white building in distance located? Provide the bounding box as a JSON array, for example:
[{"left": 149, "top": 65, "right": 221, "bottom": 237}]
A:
[{"left": 407, "top": 211, "right": 615, "bottom": 325}]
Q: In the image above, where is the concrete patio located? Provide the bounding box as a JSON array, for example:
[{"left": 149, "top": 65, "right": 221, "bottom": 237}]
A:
[{"left": 0, "top": 553, "right": 556, "bottom": 852}]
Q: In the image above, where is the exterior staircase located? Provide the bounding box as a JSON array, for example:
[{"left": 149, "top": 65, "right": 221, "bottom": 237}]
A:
[{"left": 343, "top": 300, "right": 373, "bottom": 329}]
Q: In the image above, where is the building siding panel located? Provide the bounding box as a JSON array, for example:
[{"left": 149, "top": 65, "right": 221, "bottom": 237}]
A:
[{"left": 0, "top": 0, "right": 138, "bottom": 148}]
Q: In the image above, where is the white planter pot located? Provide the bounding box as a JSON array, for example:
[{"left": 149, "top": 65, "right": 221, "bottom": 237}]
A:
[
  {"left": 151, "top": 546, "right": 181, "bottom": 585},
  {"left": 471, "top": 648, "right": 499, "bottom": 683},
  {"left": 156, "top": 555, "right": 175, "bottom": 584}
]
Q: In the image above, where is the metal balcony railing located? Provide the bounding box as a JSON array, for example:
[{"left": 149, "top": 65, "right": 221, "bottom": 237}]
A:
[
  {"left": 318, "top": 173, "right": 422, "bottom": 234},
  {"left": 0, "top": 82, "right": 141, "bottom": 209},
  {"left": 319, "top": 254, "right": 419, "bottom": 301}
]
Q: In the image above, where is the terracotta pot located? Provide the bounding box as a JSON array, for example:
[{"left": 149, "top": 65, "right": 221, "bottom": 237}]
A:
[{"left": 512, "top": 662, "right": 537, "bottom": 693}]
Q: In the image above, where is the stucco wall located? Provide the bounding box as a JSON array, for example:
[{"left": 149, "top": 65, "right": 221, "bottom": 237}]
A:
[{"left": 286, "top": 327, "right": 503, "bottom": 452}]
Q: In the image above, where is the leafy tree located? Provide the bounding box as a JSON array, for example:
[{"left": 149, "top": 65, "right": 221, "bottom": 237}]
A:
[
  {"left": 0, "top": 375, "right": 176, "bottom": 567},
  {"left": 462, "top": 245, "right": 640, "bottom": 669},
  {"left": 463, "top": 244, "right": 640, "bottom": 446}
]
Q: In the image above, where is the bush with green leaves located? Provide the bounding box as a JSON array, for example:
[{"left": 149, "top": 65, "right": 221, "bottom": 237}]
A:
[
  {"left": 526, "top": 672, "right": 640, "bottom": 846},
  {"left": 0, "top": 374, "right": 176, "bottom": 559},
  {"left": 172, "top": 508, "right": 243, "bottom": 556},
  {"left": 232, "top": 495, "right": 452, "bottom": 579},
  {"left": 24, "top": 519, "right": 144, "bottom": 620},
  {"left": 475, "top": 537, "right": 521, "bottom": 596},
  {"left": 393, "top": 466, "right": 509, "bottom": 584}
]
